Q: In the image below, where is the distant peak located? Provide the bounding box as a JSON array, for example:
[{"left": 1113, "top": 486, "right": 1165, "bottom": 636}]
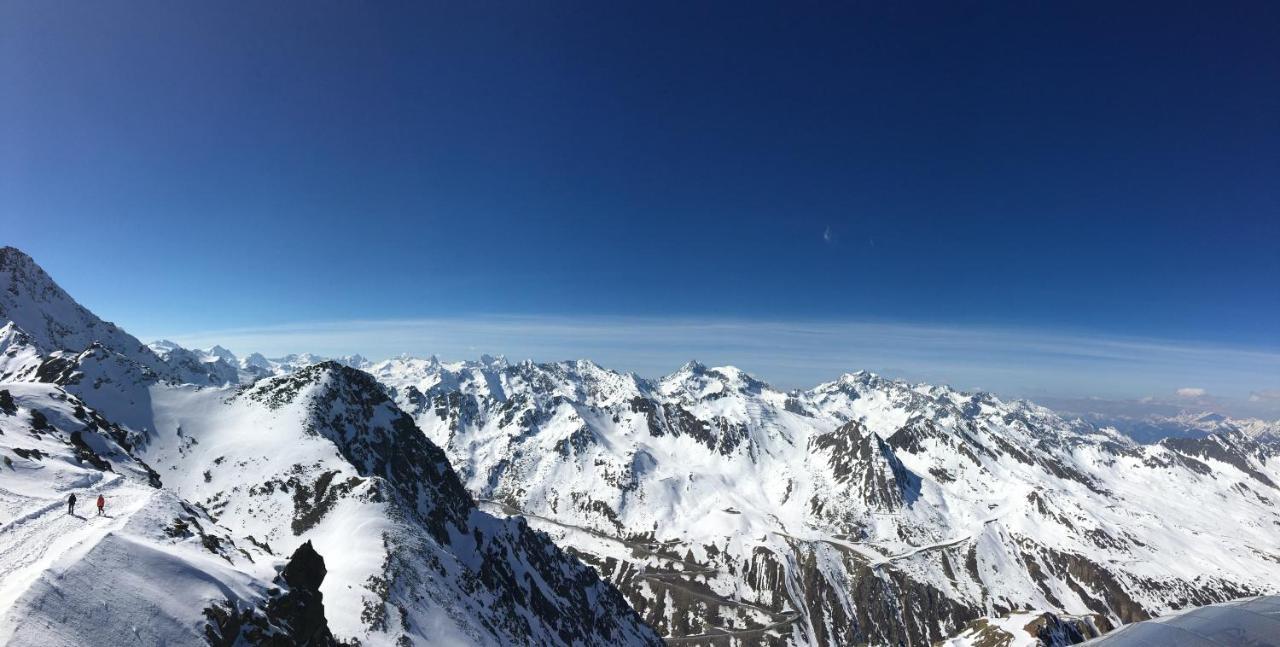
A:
[
  {"left": 573, "top": 358, "right": 604, "bottom": 370},
  {"left": 205, "top": 345, "right": 236, "bottom": 361},
  {"left": 479, "top": 353, "right": 508, "bottom": 368},
  {"left": 838, "top": 370, "right": 879, "bottom": 384},
  {"left": 338, "top": 353, "right": 369, "bottom": 367},
  {"left": 1195, "top": 412, "right": 1227, "bottom": 423},
  {"left": 678, "top": 359, "right": 707, "bottom": 373},
  {"left": 0, "top": 321, "right": 36, "bottom": 346}
]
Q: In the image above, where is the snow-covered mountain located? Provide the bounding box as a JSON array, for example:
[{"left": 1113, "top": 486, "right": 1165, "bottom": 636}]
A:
[
  {"left": 0, "top": 248, "right": 234, "bottom": 387},
  {"left": 149, "top": 339, "right": 371, "bottom": 384},
  {"left": 147, "top": 339, "right": 242, "bottom": 385},
  {"left": 126, "top": 360, "right": 656, "bottom": 645},
  {"left": 1075, "top": 410, "right": 1280, "bottom": 445},
  {"left": 0, "top": 248, "right": 160, "bottom": 374},
  {"left": 0, "top": 248, "right": 660, "bottom": 646},
  {"left": 371, "top": 356, "right": 1280, "bottom": 645},
  {"left": 8, "top": 244, "right": 1280, "bottom": 646},
  {"left": 0, "top": 380, "right": 343, "bottom": 645}
]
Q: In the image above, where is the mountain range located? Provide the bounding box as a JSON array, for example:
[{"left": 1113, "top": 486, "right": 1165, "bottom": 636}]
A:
[
  {"left": 0, "top": 247, "right": 659, "bottom": 646},
  {"left": 2, "top": 245, "right": 1278, "bottom": 646}
]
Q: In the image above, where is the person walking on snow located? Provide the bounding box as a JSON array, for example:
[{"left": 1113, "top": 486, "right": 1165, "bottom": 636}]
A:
[
  {"left": 67, "top": 493, "right": 76, "bottom": 515},
  {"left": 96, "top": 494, "right": 105, "bottom": 516}
]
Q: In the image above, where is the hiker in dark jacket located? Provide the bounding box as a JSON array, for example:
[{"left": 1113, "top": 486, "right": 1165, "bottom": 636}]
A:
[{"left": 67, "top": 493, "right": 76, "bottom": 515}]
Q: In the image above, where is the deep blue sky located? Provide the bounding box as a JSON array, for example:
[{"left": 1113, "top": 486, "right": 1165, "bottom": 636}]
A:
[{"left": 2, "top": 2, "right": 1278, "bottom": 398}]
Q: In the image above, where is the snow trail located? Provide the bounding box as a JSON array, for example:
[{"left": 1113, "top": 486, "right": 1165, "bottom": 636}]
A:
[{"left": 0, "top": 475, "right": 155, "bottom": 622}]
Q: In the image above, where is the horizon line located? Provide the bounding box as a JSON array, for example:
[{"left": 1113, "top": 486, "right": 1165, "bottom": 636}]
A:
[{"left": 137, "top": 314, "right": 1280, "bottom": 405}]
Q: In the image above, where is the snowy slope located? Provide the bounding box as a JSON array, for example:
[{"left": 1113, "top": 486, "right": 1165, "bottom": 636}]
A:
[
  {"left": 126, "top": 362, "right": 660, "bottom": 646},
  {"left": 3, "top": 343, "right": 658, "bottom": 645},
  {"left": 374, "top": 357, "right": 1280, "bottom": 646},
  {"left": 0, "top": 248, "right": 158, "bottom": 372},
  {"left": 0, "top": 323, "right": 44, "bottom": 382},
  {"left": 0, "top": 247, "right": 233, "bottom": 387},
  {"left": 0, "top": 249, "right": 661, "bottom": 647},
  {"left": 0, "top": 382, "right": 340, "bottom": 646}
]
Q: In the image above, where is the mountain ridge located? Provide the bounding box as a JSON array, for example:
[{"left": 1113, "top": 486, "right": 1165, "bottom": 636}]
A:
[
  {"left": 5, "top": 245, "right": 1279, "bottom": 646},
  {"left": 0, "top": 248, "right": 663, "bottom": 646},
  {"left": 369, "top": 354, "right": 1280, "bottom": 645}
]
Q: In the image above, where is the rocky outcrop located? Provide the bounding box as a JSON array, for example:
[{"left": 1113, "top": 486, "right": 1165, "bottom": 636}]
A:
[{"left": 204, "top": 541, "right": 345, "bottom": 646}]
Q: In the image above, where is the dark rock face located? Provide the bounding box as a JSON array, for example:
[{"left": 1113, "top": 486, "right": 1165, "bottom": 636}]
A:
[
  {"left": 280, "top": 540, "right": 327, "bottom": 592},
  {"left": 69, "top": 429, "right": 113, "bottom": 472},
  {"left": 268, "top": 541, "right": 338, "bottom": 645},
  {"left": 811, "top": 421, "right": 920, "bottom": 511},
  {"left": 1025, "top": 611, "right": 1107, "bottom": 645},
  {"left": 619, "top": 394, "right": 752, "bottom": 456},
  {"left": 204, "top": 541, "right": 345, "bottom": 647}
]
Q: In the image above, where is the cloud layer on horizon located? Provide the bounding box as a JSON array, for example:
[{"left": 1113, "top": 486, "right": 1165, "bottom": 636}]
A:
[{"left": 146, "top": 316, "right": 1280, "bottom": 406}]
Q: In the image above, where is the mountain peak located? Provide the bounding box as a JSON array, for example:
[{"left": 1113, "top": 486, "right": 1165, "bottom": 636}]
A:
[
  {"left": 0, "top": 245, "right": 37, "bottom": 269},
  {"left": 678, "top": 359, "right": 706, "bottom": 373},
  {"left": 0, "top": 321, "right": 43, "bottom": 381},
  {"left": 478, "top": 353, "right": 508, "bottom": 368},
  {"left": 205, "top": 345, "right": 237, "bottom": 363},
  {"left": 838, "top": 369, "right": 880, "bottom": 384},
  {"left": 0, "top": 320, "right": 29, "bottom": 340},
  {"left": 0, "top": 248, "right": 164, "bottom": 372}
]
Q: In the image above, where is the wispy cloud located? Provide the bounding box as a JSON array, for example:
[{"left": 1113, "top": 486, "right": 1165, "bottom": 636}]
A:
[
  {"left": 152, "top": 316, "right": 1280, "bottom": 400},
  {"left": 1175, "top": 387, "right": 1207, "bottom": 398}
]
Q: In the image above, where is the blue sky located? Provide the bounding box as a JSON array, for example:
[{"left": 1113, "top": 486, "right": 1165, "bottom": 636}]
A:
[{"left": 2, "top": 2, "right": 1277, "bottom": 402}]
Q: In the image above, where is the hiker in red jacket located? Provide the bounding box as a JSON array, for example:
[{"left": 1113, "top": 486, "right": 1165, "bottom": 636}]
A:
[{"left": 96, "top": 494, "right": 105, "bottom": 516}]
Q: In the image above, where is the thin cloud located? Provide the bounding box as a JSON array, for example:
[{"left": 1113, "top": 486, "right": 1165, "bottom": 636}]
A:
[
  {"left": 1176, "top": 387, "right": 1207, "bottom": 398},
  {"left": 148, "top": 315, "right": 1280, "bottom": 400}
]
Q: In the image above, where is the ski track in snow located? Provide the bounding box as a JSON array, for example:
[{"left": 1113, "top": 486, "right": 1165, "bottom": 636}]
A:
[{"left": 0, "top": 475, "right": 154, "bottom": 625}]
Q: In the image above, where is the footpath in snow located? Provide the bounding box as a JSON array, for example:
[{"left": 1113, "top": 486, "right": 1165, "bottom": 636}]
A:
[{"left": 0, "top": 475, "right": 155, "bottom": 630}]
